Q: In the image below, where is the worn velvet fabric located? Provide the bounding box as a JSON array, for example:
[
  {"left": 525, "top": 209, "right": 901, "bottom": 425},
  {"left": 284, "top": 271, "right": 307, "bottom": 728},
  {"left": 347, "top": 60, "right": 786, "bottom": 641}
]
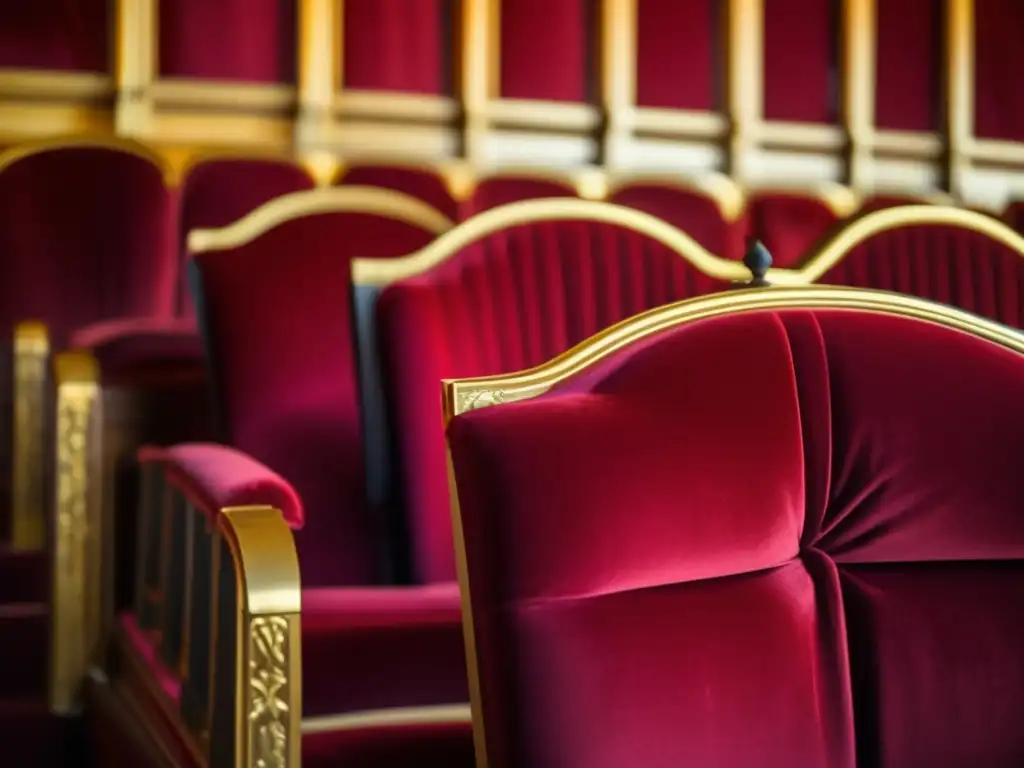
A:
[
  {"left": 377, "top": 219, "right": 731, "bottom": 583},
  {"left": 190, "top": 211, "right": 440, "bottom": 586},
  {"left": 448, "top": 307, "right": 1024, "bottom": 767},
  {"left": 818, "top": 224, "right": 1024, "bottom": 329}
]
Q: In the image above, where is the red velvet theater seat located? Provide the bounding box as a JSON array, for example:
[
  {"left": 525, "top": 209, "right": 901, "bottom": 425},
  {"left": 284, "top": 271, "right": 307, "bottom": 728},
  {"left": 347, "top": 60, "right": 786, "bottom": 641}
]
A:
[
  {"left": 187, "top": 185, "right": 453, "bottom": 589},
  {"left": 459, "top": 171, "right": 583, "bottom": 218},
  {"left": 609, "top": 174, "right": 746, "bottom": 259},
  {"left": 778, "top": 205, "right": 1024, "bottom": 329},
  {"left": 747, "top": 184, "right": 858, "bottom": 267},
  {"left": 363, "top": 199, "right": 751, "bottom": 586},
  {"left": 335, "top": 163, "right": 460, "bottom": 221},
  {"left": 445, "top": 286, "right": 1024, "bottom": 768},
  {"left": 178, "top": 155, "right": 315, "bottom": 317}
]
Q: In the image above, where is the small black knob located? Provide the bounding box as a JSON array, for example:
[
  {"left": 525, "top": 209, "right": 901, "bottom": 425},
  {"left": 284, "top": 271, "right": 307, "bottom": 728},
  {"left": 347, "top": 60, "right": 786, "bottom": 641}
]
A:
[{"left": 743, "top": 239, "right": 773, "bottom": 287}]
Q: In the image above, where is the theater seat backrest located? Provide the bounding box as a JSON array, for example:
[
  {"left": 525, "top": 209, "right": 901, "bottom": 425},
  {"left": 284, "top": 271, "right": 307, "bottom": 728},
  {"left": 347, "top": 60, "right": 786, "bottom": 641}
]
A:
[
  {"left": 189, "top": 187, "right": 452, "bottom": 586},
  {"left": 446, "top": 288, "right": 1024, "bottom": 768},
  {"left": 786, "top": 206, "right": 1024, "bottom": 329},
  {"left": 368, "top": 199, "right": 750, "bottom": 584}
]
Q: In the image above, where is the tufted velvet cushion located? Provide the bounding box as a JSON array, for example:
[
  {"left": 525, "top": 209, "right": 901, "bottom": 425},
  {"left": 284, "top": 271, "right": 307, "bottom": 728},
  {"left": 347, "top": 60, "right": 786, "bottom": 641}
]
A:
[
  {"left": 448, "top": 307, "right": 1024, "bottom": 767},
  {"left": 378, "top": 219, "right": 732, "bottom": 584}
]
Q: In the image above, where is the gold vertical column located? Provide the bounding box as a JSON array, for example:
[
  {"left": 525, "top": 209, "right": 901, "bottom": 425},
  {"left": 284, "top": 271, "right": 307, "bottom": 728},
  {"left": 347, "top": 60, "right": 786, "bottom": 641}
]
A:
[
  {"left": 114, "top": 0, "right": 157, "bottom": 137},
  {"left": 11, "top": 323, "right": 48, "bottom": 551},
  {"left": 600, "top": 0, "right": 637, "bottom": 169},
  {"left": 461, "top": 0, "right": 496, "bottom": 163},
  {"left": 726, "top": 0, "right": 764, "bottom": 181},
  {"left": 842, "top": 0, "right": 876, "bottom": 191},
  {"left": 946, "top": 0, "right": 975, "bottom": 197},
  {"left": 297, "top": 0, "right": 341, "bottom": 152}
]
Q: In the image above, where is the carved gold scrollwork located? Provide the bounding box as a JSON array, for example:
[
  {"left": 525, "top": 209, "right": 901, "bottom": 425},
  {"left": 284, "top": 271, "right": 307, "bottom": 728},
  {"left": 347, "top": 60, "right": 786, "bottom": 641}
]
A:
[
  {"left": 456, "top": 389, "right": 506, "bottom": 413},
  {"left": 50, "top": 384, "right": 96, "bottom": 713},
  {"left": 248, "top": 615, "right": 291, "bottom": 768}
]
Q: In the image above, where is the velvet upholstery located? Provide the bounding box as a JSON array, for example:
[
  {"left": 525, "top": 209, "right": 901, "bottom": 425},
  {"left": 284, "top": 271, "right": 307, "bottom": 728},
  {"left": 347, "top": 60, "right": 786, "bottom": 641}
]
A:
[
  {"left": 748, "top": 191, "right": 842, "bottom": 267},
  {"left": 157, "top": 0, "right": 296, "bottom": 82},
  {"left": 763, "top": 0, "right": 837, "bottom": 124},
  {"left": 447, "top": 305, "right": 1024, "bottom": 767},
  {"left": 342, "top": 0, "right": 453, "bottom": 94},
  {"left": 377, "top": 218, "right": 732, "bottom": 583},
  {"left": 336, "top": 166, "right": 459, "bottom": 222},
  {"left": 974, "top": 0, "right": 1024, "bottom": 142},
  {"left": 635, "top": 1, "right": 717, "bottom": 111},
  {"left": 303, "top": 721, "right": 474, "bottom": 768},
  {"left": 610, "top": 183, "right": 744, "bottom": 259},
  {"left": 461, "top": 177, "right": 578, "bottom": 218},
  {"left": 874, "top": 0, "right": 940, "bottom": 132},
  {"left": 178, "top": 157, "right": 314, "bottom": 317},
  {"left": 0, "top": 0, "right": 109, "bottom": 70},
  {"left": 498, "top": 0, "right": 593, "bottom": 102},
  {"left": 817, "top": 225, "right": 1024, "bottom": 328},
  {"left": 190, "top": 208, "right": 442, "bottom": 586}
]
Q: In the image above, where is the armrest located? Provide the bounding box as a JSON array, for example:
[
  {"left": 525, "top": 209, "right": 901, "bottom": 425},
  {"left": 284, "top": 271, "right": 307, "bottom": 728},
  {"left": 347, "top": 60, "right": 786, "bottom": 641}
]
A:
[
  {"left": 137, "top": 442, "right": 304, "bottom": 528},
  {"left": 70, "top": 317, "right": 205, "bottom": 387},
  {"left": 301, "top": 582, "right": 469, "bottom": 717}
]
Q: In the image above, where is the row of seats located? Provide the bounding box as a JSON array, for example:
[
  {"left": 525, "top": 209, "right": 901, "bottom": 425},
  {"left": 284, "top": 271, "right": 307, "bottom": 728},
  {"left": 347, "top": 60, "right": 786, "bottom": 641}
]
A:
[
  {"left": 86, "top": 198, "right": 1024, "bottom": 765},
  {"left": 6, "top": 138, "right": 1024, "bottom": 765}
]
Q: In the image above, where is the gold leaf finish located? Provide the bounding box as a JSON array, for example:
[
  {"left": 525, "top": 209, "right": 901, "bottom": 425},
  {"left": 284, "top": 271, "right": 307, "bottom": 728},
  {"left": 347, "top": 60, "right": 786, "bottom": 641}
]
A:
[
  {"left": 249, "top": 615, "right": 290, "bottom": 768},
  {"left": 11, "top": 323, "right": 49, "bottom": 550}
]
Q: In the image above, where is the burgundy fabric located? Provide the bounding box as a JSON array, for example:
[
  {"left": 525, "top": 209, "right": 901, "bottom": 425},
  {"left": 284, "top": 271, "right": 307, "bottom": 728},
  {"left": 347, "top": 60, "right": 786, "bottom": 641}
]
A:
[
  {"left": 0, "top": 0, "right": 109, "bottom": 71},
  {"left": 610, "top": 183, "right": 744, "bottom": 259},
  {"left": 635, "top": 1, "right": 717, "bottom": 111},
  {"left": 448, "top": 307, "right": 1024, "bottom": 767},
  {"left": 336, "top": 166, "right": 459, "bottom": 221},
  {"left": 303, "top": 721, "right": 474, "bottom": 768},
  {"left": 499, "top": 0, "right": 593, "bottom": 102},
  {"left": 460, "top": 177, "right": 578, "bottom": 218},
  {"left": 763, "top": 0, "right": 837, "bottom": 123},
  {"left": 301, "top": 582, "right": 467, "bottom": 716},
  {"left": 137, "top": 442, "right": 303, "bottom": 527},
  {"left": 874, "top": 0, "right": 940, "bottom": 132},
  {"left": 378, "top": 219, "right": 731, "bottom": 583},
  {"left": 157, "top": 0, "right": 296, "bottom": 82},
  {"left": 69, "top": 317, "right": 205, "bottom": 386},
  {"left": 974, "top": 0, "right": 1024, "bottom": 141},
  {"left": 749, "top": 192, "right": 842, "bottom": 267},
  {"left": 192, "top": 211, "right": 439, "bottom": 586},
  {"left": 818, "top": 224, "right": 1024, "bottom": 328},
  {"left": 342, "top": 0, "right": 453, "bottom": 94},
  {"left": 178, "top": 158, "right": 314, "bottom": 317},
  {"left": 0, "top": 146, "right": 178, "bottom": 350},
  {"left": 118, "top": 613, "right": 182, "bottom": 703},
  {"left": 1005, "top": 201, "right": 1024, "bottom": 235}
]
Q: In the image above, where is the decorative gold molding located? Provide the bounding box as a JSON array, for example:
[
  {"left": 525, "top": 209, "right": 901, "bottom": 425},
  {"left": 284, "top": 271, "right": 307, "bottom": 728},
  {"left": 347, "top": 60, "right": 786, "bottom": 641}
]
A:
[
  {"left": 485, "top": 99, "right": 600, "bottom": 132},
  {"left": 11, "top": 322, "right": 49, "bottom": 551},
  {"left": 297, "top": 0, "right": 340, "bottom": 147},
  {"left": 631, "top": 108, "right": 727, "bottom": 140},
  {"left": 843, "top": 0, "right": 876, "bottom": 189},
  {"left": 768, "top": 204, "right": 1024, "bottom": 285},
  {"left": 0, "top": 70, "right": 112, "bottom": 101},
  {"left": 50, "top": 351, "right": 100, "bottom": 715},
  {"left": 726, "top": 0, "right": 764, "bottom": 179},
  {"left": 218, "top": 506, "right": 302, "bottom": 768},
  {"left": 351, "top": 197, "right": 751, "bottom": 287},
  {"left": 114, "top": 0, "right": 157, "bottom": 136},
  {"left": 443, "top": 285, "right": 1024, "bottom": 421},
  {"left": 461, "top": 0, "right": 494, "bottom": 162},
  {"left": 187, "top": 186, "right": 454, "bottom": 253},
  {"left": 946, "top": 0, "right": 975, "bottom": 196},
  {"left": 600, "top": 0, "right": 637, "bottom": 167},
  {"left": 302, "top": 704, "right": 473, "bottom": 734}
]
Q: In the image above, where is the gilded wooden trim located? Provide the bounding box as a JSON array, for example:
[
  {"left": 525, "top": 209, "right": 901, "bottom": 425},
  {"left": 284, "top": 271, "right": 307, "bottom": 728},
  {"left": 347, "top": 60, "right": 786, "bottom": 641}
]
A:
[
  {"left": 726, "top": 0, "right": 764, "bottom": 179},
  {"left": 768, "top": 204, "right": 1024, "bottom": 285},
  {"left": 351, "top": 197, "right": 751, "bottom": 287},
  {"left": 0, "top": 134, "right": 171, "bottom": 180},
  {"left": 462, "top": 0, "right": 495, "bottom": 162},
  {"left": 187, "top": 186, "right": 454, "bottom": 253},
  {"left": 605, "top": 171, "right": 746, "bottom": 222},
  {"left": 50, "top": 351, "right": 100, "bottom": 714},
  {"left": 302, "top": 704, "right": 472, "bottom": 733},
  {"left": 11, "top": 322, "right": 49, "bottom": 550},
  {"left": 0, "top": 70, "right": 112, "bottom": 101},
  {"left": 842, "top": 0, "right": 876, "bottom": 189},
  {"left": 218, "top": 506, "right": 302, "bottom": 768},
  {"left": 946, "top": 0, "right": 975, "bottom": 196},
  {"left": 600, "top": 0, "right": 637, "bottom": 168},
  {"left": 297, "top": 0, "right": 339, "bottom": 146},
  {"left": 114, "top": 0, "right": 157, "bottom": 136}
]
